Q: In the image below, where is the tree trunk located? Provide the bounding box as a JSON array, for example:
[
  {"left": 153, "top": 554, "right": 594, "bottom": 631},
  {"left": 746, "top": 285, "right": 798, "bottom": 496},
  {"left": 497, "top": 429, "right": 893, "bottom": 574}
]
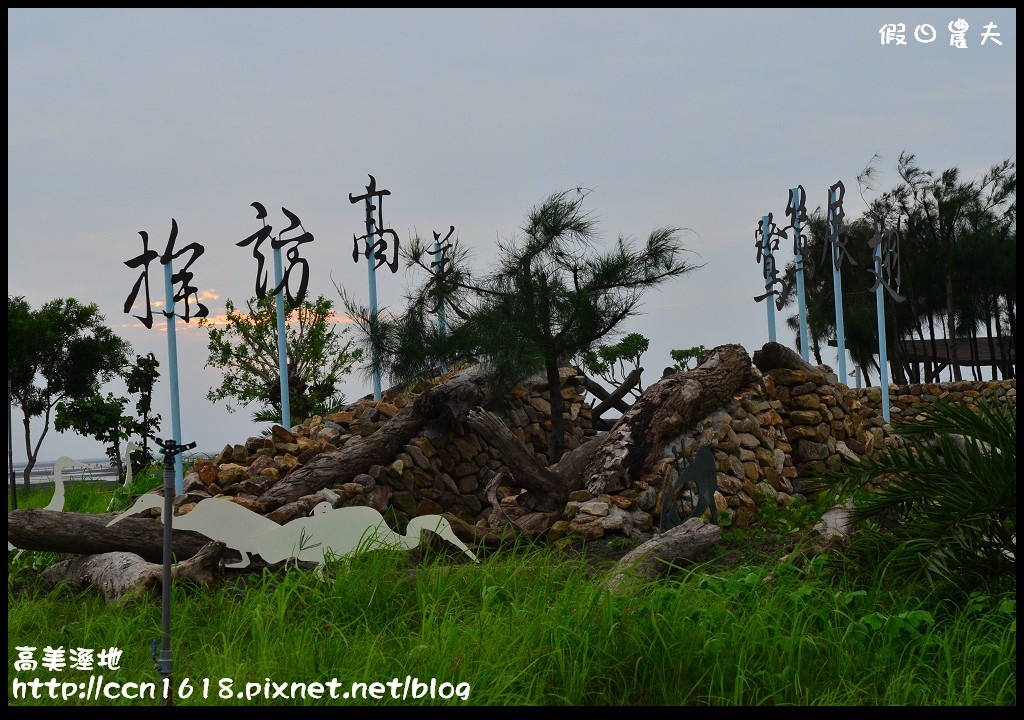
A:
[
  {"left": 464, "top": 407, "right": 601, "bottom": 515},
  {"left": 752, "top": 341, "right": 827, "bottom": 378},
  {"left": 8, "top": 508, "right": 218, "bottom": 564},
  {"left": 946, "top": 268, "right": 963, "bottom": 381},
  {"left": 545, "top": 359, "right": 567, "bottom": 463},
  {"left": 589, "top": 366, "right": 643, "bottom": 420},
  {"left": 584, "top": 343, "right": 752, "bottom": 497},
  {"left": 602, "top": 517, "right": 721, "bottom": 593},
  {"left": 256, "top": 364, "right": 494, "bottom": 512},
  {"left": 41, "top": 541, "right": 227, "bottom": 602}
]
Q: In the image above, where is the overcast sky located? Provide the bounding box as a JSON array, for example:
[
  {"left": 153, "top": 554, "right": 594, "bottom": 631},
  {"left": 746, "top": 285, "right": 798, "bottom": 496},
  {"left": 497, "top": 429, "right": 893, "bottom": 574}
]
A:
[{"left": 7, "top": 8, "right": 1016, "bottom": 464}]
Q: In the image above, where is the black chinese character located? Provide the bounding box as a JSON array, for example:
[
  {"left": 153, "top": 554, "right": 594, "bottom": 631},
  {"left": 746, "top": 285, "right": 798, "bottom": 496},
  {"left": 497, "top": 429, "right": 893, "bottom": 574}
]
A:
[
  {"left": 349, "top": 174, "right": 400, "bottom": 274},
  {"left": 868, "top": 224, "right": 906, "bottom": 303},
  {"left": 125, "top": 219, "right": 208, "bottom": 328},
  {"left": 271, "top": 207, "right": 314, "bottom": 306},
  {"left": 824, "top": 181, "right": 856, "bottom": 271},
  {"left": 753, "top": 213, "right": 787, "bottom": 310}
]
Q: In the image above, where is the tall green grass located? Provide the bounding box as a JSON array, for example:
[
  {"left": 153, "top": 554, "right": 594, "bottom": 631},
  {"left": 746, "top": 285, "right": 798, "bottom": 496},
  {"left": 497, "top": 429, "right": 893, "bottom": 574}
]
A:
[{"left": 7, "top": 526, "right": 1016, "bottom": 706}]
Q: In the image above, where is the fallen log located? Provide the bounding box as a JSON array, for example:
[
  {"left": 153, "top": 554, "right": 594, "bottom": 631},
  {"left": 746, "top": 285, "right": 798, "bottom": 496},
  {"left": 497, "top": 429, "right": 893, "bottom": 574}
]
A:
[
  {"left": 588, "top": 366, "right": 643, "bottom": 420},
  {"left": 584, "top": 343, "right": 753, "bottom": 497},
  {"left": 257, "top": 364, "right": 495, "bottom": 511},
  {"left": 8, "top": 509, "right": 216, "bottom": 564},
  {"left": 602, "top": 517, "right": 721, "bottom": 593},
  {"left": 41, "top": 541, "right": 227, "bottom": 602},
  {"left": 581, "top": 375, "right": 632, "bottom": 415},
  {"left": 752, "top": 341, "right": 827, "bottom": 378}
]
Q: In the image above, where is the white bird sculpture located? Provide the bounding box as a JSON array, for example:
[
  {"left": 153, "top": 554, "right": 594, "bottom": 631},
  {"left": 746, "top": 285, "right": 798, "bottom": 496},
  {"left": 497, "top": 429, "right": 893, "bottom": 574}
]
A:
[
  {"left": 43, "top": 456, "right": 93, "bottom": 512},
  {"left": 253, "top": 502, "right": 478, "bottom": 569},
  {"left": 105, "top": 441, "right": 140, "bottom": 512},
  {"left": 9, "top": 455, "right": 91, "bottom": 552},
  {"left": 105, "top": 494, "right": 478, "bottom": 574},
  {"left": 106, "top": 493, "right": 283, "bottom": 569}
]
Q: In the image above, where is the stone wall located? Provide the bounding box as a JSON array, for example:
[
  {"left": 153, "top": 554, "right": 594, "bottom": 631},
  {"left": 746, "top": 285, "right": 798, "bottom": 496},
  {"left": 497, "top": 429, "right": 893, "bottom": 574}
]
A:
[
  {"left": 185, "top": 367, "right": 596, "bottom": 530},
  {"left": 183, "top": 362, "right": 1015, "bottom": 541},
  {"left": 619, "top": 371, "right": 1016, "bottom": 533}
]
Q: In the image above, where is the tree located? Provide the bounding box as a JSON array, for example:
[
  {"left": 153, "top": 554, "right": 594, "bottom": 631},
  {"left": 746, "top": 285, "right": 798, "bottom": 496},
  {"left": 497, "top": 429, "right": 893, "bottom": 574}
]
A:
[
  {"left": 776, "top": 154, "right": 1016, "bottom": 386},
  {"left": 199, "top": 294, "right": 363, "bottom": 424},
  {"left": 580, "top": 332, "right": 649, "bottom": 399},
  {"left": 8, "top": 296, "right": 131, "bottom": 489},
  {"left": 669, "top": 345, "right": 709, "bottom": 373},
  {"left": 342, "top": 188, "right": 703, "bottom": 462},
  {"left": 122, "top": 352, "right": 161, "bottom": 467},
  {"left": 55, "top": 392, "right": 130, "bottom": 477},
  {"left": 866, "top": 153, "right": 1016, "bottom": 382},
  {"left": 55, "top": 352, "right": 163, "bottom": 482}
]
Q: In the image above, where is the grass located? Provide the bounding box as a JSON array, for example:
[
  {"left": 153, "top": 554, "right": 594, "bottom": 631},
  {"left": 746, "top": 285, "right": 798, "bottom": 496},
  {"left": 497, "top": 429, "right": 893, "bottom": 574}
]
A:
[{"left": 7, "top": 482, "right": 1016, "bottom": 706}]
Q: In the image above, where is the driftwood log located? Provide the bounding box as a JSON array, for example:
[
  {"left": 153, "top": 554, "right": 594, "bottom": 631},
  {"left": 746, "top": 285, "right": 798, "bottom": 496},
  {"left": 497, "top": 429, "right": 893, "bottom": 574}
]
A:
[
  {"left": 41, "top": 541, "right": 227, "bottom": 602},
  {"left": 8, "top": 509, "right": 216, "bottom": 564},
  {"left": 585, "top": 366, "right": 643, "bottom": 419},
  {"left": 466, "top": 407, "right": 609, "bottom": 534},
  {"left": 602, "top": 517, "right": 722, "bottom": 593},
  {"left": 752, "top": 341, "right": 827, "bottom": 378},
  {"left": 584, "top": 343, "right": 752, "bottom": 497}
]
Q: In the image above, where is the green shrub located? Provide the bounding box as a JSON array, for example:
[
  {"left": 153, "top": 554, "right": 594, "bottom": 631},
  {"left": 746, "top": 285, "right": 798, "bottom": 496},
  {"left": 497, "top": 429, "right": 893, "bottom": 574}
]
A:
[{"left": 809, "top": 398, "right": 1015, "bottom": 595}]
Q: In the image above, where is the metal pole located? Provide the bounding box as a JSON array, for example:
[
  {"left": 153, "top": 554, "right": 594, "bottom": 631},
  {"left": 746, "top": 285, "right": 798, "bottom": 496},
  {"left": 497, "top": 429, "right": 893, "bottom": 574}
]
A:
[
  {"left": 272, "top": 244, "right": 291, "bottom": 429},
  {"left": 762, "top": 215, "right": 776, "bottom": 343},
  {"left": 365, "top": 198, "right": 382, "bottom": 401},
  {"left": 162, "top": 263, "right": 184, "bottom": 494},
  {"left": 155, "top": 436, "right": 194, "bottom": 706},
  {"left": 828, "top": 187, "right": 848, "bottom": 379},
  {"left": 8, "top": 375, "right": 17, "bottom": 510},
  {"left": 792, "top": 188, "right": 810, "bottom": 362},
  {"left": 157, "top": 445, "right": 174, "bottom": 705},
  {"left": 874, "top": 239, "right": 891, "bottom": 422}
]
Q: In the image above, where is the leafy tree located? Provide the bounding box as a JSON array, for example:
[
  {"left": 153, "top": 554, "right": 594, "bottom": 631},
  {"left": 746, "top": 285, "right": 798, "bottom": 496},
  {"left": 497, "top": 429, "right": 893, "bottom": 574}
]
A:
[
  {"left": 199, "top": 294, "right": 363, "bottom": 424},
  {"left": 778, "top": 154, "right": 1015, "bottom": 385},
  {"left": 55, "top": 392, "right": 130, "bottom": 477},
  {"left": 810, "top": 398, "right": 1015, "bottom": 596},
  {"left": 122, "top": 352, "right": 161, "bottom": 467},
  {"left": 669, "top": 344, "right": 708, "bottom": 373},
  {"left": 7, "top": 296, "right": 131, "bottom": 488},
  {"left": 884, "top": 153, "right": 1015, "bottom": 381},
  {"left": 580, "top": 332, "right": 649, "bottom": 399},
  {"left": 53, "top": 353, "right": 161, "bottom": 483},
  {"left": 342, "top": 188, "right": 703, "bottom": 461}
]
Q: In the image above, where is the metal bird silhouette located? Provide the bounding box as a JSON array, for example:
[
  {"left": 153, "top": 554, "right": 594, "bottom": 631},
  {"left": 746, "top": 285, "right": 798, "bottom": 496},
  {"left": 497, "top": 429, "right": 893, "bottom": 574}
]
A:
[
  {"left": 106, "top": 493, "right": 282, "bottom": 569},
  {"left": 9, "top": 456, "right": 91, "bottom": 552},
  {"left": 106, "top": 495, "right": 477, "bottom": 573},
  {"left": 253, "top": 502, "right": 478, "bottom": 568}
]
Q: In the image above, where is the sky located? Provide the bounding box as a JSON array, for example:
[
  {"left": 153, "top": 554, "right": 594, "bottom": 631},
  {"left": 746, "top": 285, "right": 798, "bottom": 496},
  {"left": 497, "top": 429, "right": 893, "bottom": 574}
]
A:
[{"left": 7, "top": 8, "right": 1017, "bottom": 464}]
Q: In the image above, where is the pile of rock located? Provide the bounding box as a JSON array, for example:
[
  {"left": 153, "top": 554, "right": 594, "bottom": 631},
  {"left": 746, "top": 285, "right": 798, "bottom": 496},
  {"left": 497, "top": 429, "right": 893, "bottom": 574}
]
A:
[
  {"left": 169, "top": 358, "right": 1015, "bottom": 545},
  {"left": 177, "top": 368, "right": 595, "bottom": 532}
]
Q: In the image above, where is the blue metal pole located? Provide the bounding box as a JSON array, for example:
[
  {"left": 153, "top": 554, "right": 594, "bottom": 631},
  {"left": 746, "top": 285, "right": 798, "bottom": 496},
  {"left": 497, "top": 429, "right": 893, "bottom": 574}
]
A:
[
  {"left": 365, "top": 201, "right": 382, "bottom": 401},
  {"left": 433, "top": 237, "right": 448, "bottom": 374},
  {"left": 272, "top": 245, "right": 291, "bottom": 429},
  {"left": 762, "top": 214, "right": 776, "bottom": 343},
  {"left": 828, "top": 187, "right": 847, "bottom": 379},
  {"left": 162, "top": 264, "right": 184, "bottom": 494},
  {"left": 792, "top": 188, "right": 810, "bottom": 362},
  {"left": 874, "top": 239, "right": 891, "bottom": 422}
]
